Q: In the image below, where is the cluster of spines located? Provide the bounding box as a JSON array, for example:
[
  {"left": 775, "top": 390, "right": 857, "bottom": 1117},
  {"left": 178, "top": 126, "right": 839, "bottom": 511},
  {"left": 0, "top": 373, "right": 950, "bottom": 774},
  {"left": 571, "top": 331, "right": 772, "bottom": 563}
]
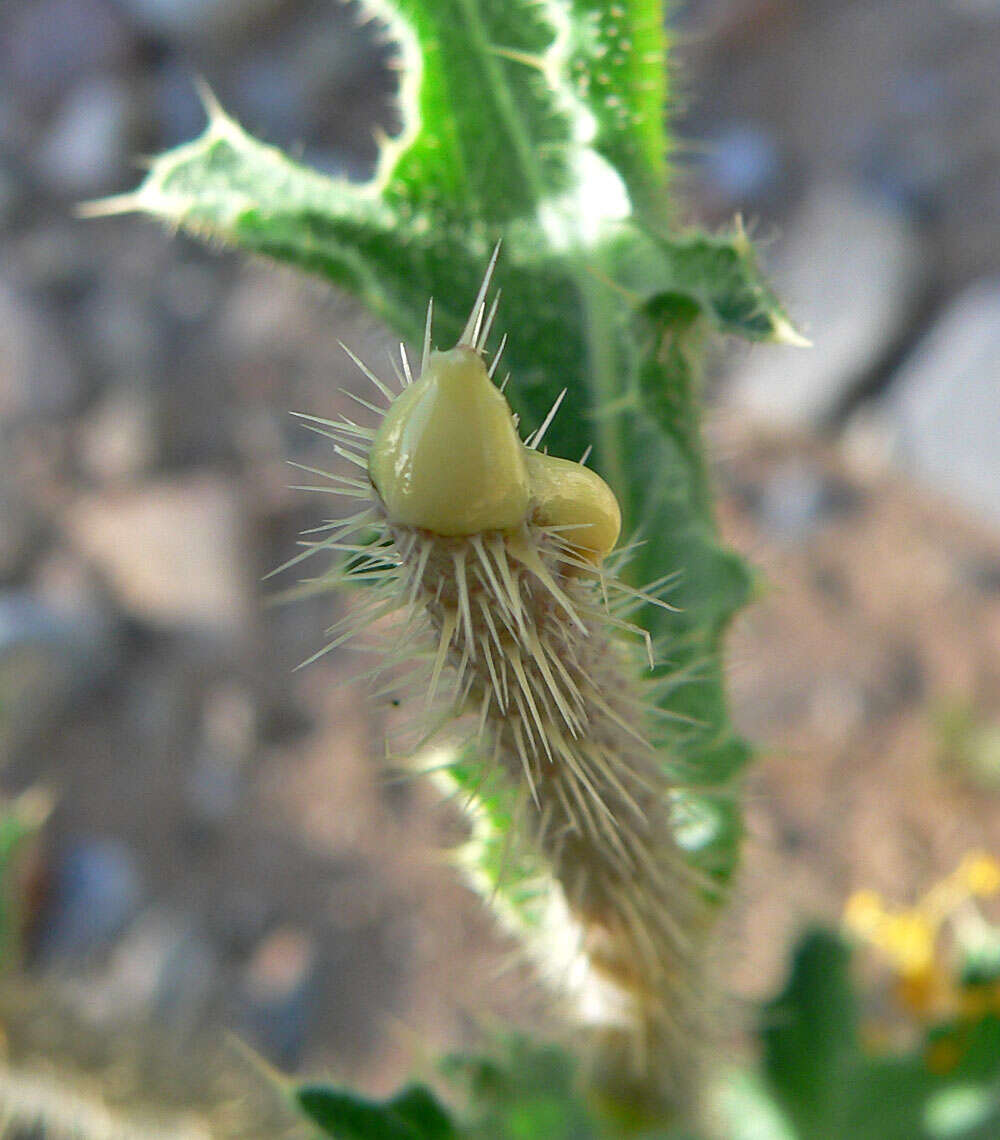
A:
[{"left": 278, "top": 261, "right": 716, "bottom": 1119}]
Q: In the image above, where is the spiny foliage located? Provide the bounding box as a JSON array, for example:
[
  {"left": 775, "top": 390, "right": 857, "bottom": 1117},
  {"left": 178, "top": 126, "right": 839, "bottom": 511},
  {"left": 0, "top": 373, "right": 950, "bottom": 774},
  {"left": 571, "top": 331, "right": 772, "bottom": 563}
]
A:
[
  {"left": 93, "top": 0, "right": 803, "bottom": 1131},
  {"left": 281, "top": 265, "right": 716, "bottom": 1114},
  {"left": 93, "top": 0, "right": 799, "bottom": 890}
]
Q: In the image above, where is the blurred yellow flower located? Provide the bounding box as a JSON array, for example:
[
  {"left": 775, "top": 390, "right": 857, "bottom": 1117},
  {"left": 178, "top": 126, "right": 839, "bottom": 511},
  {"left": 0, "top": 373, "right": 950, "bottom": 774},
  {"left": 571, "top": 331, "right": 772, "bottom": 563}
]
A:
[
  {"left": 957, "top": 851, "right": 1000, "bottom": 899},
  {"left": 843, "top": 890, "right": 936, "bottom": 978},
  {"left": 843, "top": 889, "right": 885, "bottom": 938},
  {"left": 880, "top": 912, "right": 935, "bottom": 977},
  {"left": 843, "top": 850, "right": 1000, "bottom": 1021}
]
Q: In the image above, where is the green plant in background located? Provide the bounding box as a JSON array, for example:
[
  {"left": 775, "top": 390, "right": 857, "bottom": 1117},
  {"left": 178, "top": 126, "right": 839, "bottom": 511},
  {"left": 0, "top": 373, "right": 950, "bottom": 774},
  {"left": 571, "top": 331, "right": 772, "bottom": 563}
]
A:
[
  {"left": 932, "top": 698, "right": 1000, "bottom": 791},
  {"left": 0, "top": 788, "right": 49, "bottom": 969},
  {"left": 90, "top": 1, "right": 1000, "bottom": 1137},
  {"left": 760, "top": 856, "right": 1000, "bottom": 1140}
]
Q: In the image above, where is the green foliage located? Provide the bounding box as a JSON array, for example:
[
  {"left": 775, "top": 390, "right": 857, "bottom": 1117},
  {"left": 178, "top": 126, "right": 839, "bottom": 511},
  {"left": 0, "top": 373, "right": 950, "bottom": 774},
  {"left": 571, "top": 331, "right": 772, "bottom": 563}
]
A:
[
  {"left": 294, "top": 930, "right": 1000, "bottom": 1140},
  {"left": 441, "top": 1036, "right": 599, "bottom": 1140},
  {"left": 297, "top": 1082, "right": 457, "bottom": 1140},
  {"left": 931, "top": 698, "right": 1000, "bottom": 790},
  {"left": 441, "top": 752, "right": 552, "bottom": 936},
  {"left": 294, "top": 1036, "right": 699, "bottom": 1140},
  {"left": 104, "top": 0, "right": 796, "bottom": 892},
  {"left": 759, "top": 931, "right": 1000, "bottom": 1140},
  {"left": 100, "top": 0, "right": 813, "bottom": 1132},
  {"left": 0, "top": 790, "right": 48, "bottom": 966},
  {"left": 84, "top": 3, "right": 1000, "bottom": 1135}
]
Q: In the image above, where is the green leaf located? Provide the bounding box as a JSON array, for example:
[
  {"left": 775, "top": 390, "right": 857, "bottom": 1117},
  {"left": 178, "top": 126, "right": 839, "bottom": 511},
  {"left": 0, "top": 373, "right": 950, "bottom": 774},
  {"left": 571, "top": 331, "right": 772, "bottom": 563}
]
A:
[
  {"left": 441, "top": 753, "right": 552, "bottom": 935},
  {"left": 761, "top": 929, "right": 860, "bottom": 1139},
  {"left": 638, "top": 227, "right": 808, "bottom": 345},
  {"left": 0, "top": 790, "right": 49, "bottom": 966},
  {"left": 760, "top": 930, "right": 1000, "bottom": 1140},
  {"left": 712, "top": 1068, "right": 798, "bottom": 1140},
  {"left": 443, "top": 1036, "right": 600, "bottom": 1140},
  {"left": 381, "top": 0, "right": 574, "bottom": 219},
  {"left": 296, "top": 1082, "right": 456, "bottom": 1140},
  {"left": 564, "top": 0, "right": 670, "bottom": 217},
  {"left": 386, "top": 1086, "right": 459, "bottom": 1140}
]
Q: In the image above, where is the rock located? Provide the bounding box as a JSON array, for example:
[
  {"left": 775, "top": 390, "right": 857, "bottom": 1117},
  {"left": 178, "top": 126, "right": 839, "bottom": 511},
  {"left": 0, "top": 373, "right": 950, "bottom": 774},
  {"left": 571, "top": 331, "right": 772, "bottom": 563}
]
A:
[
  {"left": 227, "top": 51, "right": 309, "bottom": 147},
  {"left": 0, "top": 157, "right": 27, "bottom": 228},
  {"left": 210, "top": 888, "right": 270, "bottom": 957},
  {"left": 0, "top": 275, "right": 82, "bottom": 422},
  {"left": 62, "top": 474, "right": 254, "bottom": 638},
  {"left": 35, "top": 75, "right": 133, "bottom": 196},
  {"left": 119, "top": 0, "right": 286, "bottom": 47},
  {"left": 76, "top": 384, "right": 159, "bottom": 483},
  {"left": 240, "top": 926, "right": 319, "bottom": 1068},
  {"left": 696, "top": 122, "right": 784, "bottom": 213},
  {"left": 880, "top": 278, "right": 1000, "bottom": 526},
  {"left": 13, "top": 220, "right": 97, "bottom": 301},
  {"left": 2, "top": 0, "right": 133, "bottom": 108},
  {"left": 65, "top": 908, "right": 219, "bottom": 1030},
  {"left": 724, "top": 183, "right": 925, "bottom": 428},
  {"left": 0, "top": 478, "right": 40, "bottom": 582},
  {"left": 81, "top": 283, "right": 163, "bottom": 386},
  {"left": 0, "top": 590, "right": 116, "bottom": 760},
  {"left": 184, "top": 681, "right": 256, "bottom": 835},
  {"left": 755, "top": 458, "right": 860, "bottom": 542},
  {"left": 148, "top": 921, "right": 219, "bottom": 1029},
  {"left": 149, "top": 58, "right": 208, "bottom": 148},
  {"left": 36, "top": 838, "right": 143, "bottom": 964},
  {"left": 858, "top": 126, "right": 949, "bottom": 220}
]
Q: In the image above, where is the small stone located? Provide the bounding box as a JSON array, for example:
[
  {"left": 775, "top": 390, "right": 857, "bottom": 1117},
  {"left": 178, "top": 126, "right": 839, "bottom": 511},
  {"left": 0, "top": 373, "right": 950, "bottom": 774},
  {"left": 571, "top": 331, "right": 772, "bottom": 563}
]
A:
[
  {"left": 2, "top": 0, "right": 133, "bottom": 108},
  {"left": 62, "top": 474, "right": 254, "bottom": 638},
  {"left": 81, "top": 283, "right": 163, "bottom": 385},
  {"left": 36, "top": 837, "right": 143, "bottom": 964},
  {"left": 840, "top": 406, "right": 898, "bottom": 480},
  {"left": 77, "top": 385, "right": 159, "bottom": 483},
  {"left": 184, "top": 682, "right": 256, "bottom": 834},
  {"left": 757, "top": 458, "right": 861, "bottom": 542},
  {"left": 35, "top": 75, "right": 133, "bottom": 196},
  {"left": 151, "top": 923, "right": 219, "bottom": 1028},
  {"left": 962, "top": 555, "right": 1000, "bottom": 596},
  {"left": 241, "top": 926, "right": 319, "bottom": 1068},
  {"left": 149, "top": 58, "right": 207, "bottom": 148},
  {"left": 211, "top": 888, "right": 271, "bottom": 957},
  {"left": 880, "top": 278, "right": 1000, "bottom": 525},
  {"left": 0, "top": 157, "right": 27, "bottom": 228},
  {"left": 0, "top": 478, "right": 40, "bottom": 582},
  {"left": 0, "top": 275, "right": 82, "bottom": 422},
  {"left": 697, "top": 122, "right": 783, "bottom": 211},
  {"left": 202, "top": 680, "right": 257, "bottom": 758},
  {"left": 0, "top": 589, "right": 116, "bottom": 759},
  {"left": 119, "top": 0, "right": 286, "bottom": 46},
  {"left": 724, "top": 183, "right": 925, "bottom": 428},
  {"left": 69, "top": 908, "right": 219, "bottom": 1030},
  {"left": 757, "top": 460, "right": 825, "bottom": 541},
  {"left": 858, "top": 127, "right": 949, "bottom": 220}
]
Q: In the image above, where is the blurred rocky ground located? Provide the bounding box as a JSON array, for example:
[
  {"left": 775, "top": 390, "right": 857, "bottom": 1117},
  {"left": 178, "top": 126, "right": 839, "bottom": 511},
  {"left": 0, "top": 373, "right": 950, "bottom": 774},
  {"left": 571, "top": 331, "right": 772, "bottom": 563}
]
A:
[{"left": 0, "top": 0, "right": 999, "bottom": 1126}]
